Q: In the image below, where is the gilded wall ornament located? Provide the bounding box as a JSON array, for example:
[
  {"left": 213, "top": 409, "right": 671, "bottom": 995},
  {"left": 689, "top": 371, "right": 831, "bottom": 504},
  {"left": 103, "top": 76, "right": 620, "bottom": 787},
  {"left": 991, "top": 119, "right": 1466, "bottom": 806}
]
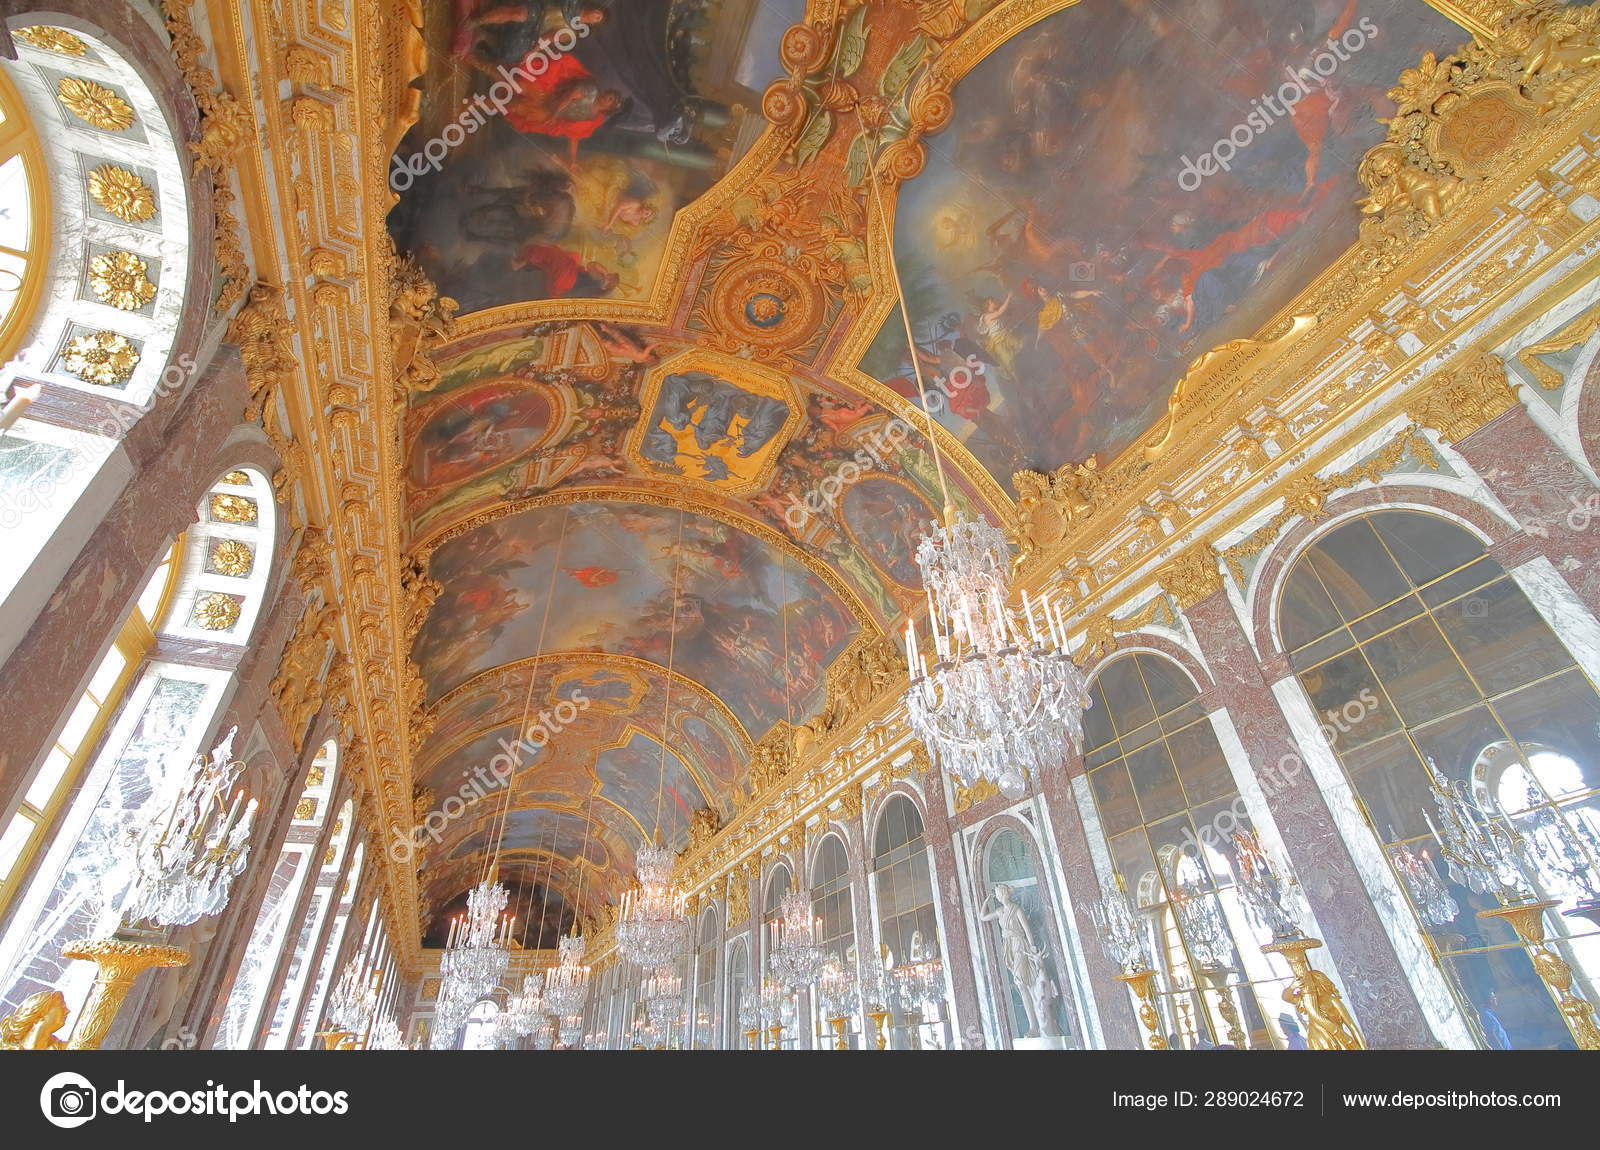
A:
[
  {"left": 87, "top": 164, "right": 157, "bottom": 223},
  {"left": 14, "top": 26, "right": 88, "bottom": 55},
  {"left": 221, "top": 470, "right": 251, "bottom": 486},
  {"left": 951, "top": 776, "right": 998, "bottom": 814},
  {"left": 88, "top": 251, "right": 157, "bottom": 310},
  {"left": 60, "top": 331, "right": 139, "bottom": 385},
  {"left": 208, "top": 538, "right": 255, "bottom": 577},
  {"left": 191, "top": 592, "right": 242, "bottom": 631},
  {"left": 56, "top": 76, "right": 134, "bottom": 130},
  {"left": 209, "top": 491, "right": 258, "bottom": 524},
  {"left": 1406, "top": 354, "right": 1521, "bottom": 442},
  {"left": 1157, "top": 547, "right": 1224, "bottom": 611},
  {"left": 295, "top": 797, "right": 318, "bottom": 820}
]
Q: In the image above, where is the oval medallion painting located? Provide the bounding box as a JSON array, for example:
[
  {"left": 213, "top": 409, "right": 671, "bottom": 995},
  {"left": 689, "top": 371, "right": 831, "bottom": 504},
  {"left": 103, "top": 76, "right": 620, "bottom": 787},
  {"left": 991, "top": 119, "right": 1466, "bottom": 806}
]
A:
[
  {"left": 841, "top": 477, "right": 937, "bottom": 590},
  {"left": 407, "top": 381, "right": 553, "bottom": 492}
]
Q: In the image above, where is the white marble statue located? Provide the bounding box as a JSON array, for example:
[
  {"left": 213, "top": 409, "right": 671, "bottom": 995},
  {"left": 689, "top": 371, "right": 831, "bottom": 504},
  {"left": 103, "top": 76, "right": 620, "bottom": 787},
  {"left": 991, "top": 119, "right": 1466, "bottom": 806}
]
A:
[{"left": 978, "top": 883, "right": 1059, "bottom": 1038}]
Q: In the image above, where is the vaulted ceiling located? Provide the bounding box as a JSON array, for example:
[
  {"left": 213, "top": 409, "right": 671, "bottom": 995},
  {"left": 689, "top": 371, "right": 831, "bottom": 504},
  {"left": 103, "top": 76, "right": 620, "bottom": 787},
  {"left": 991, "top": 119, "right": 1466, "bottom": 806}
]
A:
[{"left": 386, "top": 0, "right": 1465, "bottom": 941}]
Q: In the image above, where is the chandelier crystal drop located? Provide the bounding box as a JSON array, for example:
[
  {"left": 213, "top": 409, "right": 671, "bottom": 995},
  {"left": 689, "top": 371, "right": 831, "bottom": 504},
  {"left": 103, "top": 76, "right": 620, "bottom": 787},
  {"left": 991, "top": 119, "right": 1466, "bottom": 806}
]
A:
[
  {"left": 1388, "top": 838, "right": 1461, "bottom": 927},
  {"left": 542, "top": 934, "right": 591, "bottom": 1017},
  {"left": 1424, "top": 761, "right": 1537, "bottom": 903},
  {"left": 903, "top": 514, "right": 1091, "bottom": 799},
  {"left": 438, "top": 879, "right": 514, "bottom": 1011},
  {"left": 767, "top": 886, "right": 827, "bottom": 990},
  {"left": 121, "top": 726, "right": 258, "bottom": 927},
  {"left": 366, "top": 1014, "right": 407, "bottom": 1051},
  {"left": 616, "top": 843, "right": 690, "bottom": 968}
]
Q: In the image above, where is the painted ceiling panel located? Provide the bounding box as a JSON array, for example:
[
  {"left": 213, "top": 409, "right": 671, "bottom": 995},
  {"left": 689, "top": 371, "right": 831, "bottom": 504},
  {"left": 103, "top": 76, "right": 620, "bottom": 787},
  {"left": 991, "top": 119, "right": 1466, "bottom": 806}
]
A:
[
  {"left": 872, "top": 0, "right": 1458, "bottom": 487},
  {"left": 388, "top": 0, "right": 803, "bottom": 312}
]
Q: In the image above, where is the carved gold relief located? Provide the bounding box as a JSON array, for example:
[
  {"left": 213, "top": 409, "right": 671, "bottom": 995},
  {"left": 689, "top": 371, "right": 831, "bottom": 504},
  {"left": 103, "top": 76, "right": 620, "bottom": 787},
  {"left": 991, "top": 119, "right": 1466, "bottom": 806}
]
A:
[
  {"left": 191, "top": 592, "right": 242, "bottom": 630},
  {"left": 951, "top": 776, "right": 998, "bottom": 814},
  {"left": 295, "top": 796, "right": 318, "bottom": 820},
  {"left": 13, "top": 26, "right": 88, "bottom": 55},
  {"left": 208, "top": 538, "right": 255, "bottom": 577},
  {"left": 226, "top": 283, "right": 296, "bottom": 421},
  {"left": 60, "top": 331, "right": 139, "bottom": 385},
  {"left": 1157, "top": 548, "right": 1224, "bottom": 612},
  {"left": 209, "top": 491, "right": 258, "bottom": 524},
  {"left": 0, "top": 990, "right": 70, "bottom": 1049},
  {"left": 88, "top": 251, "right": 156, "bottom": 310},
  {"left": 56, "top": 76, "right": 134, "bottom": 130},
  {"left": 87, "top": 164, "right": 157, "bottom": 223},
  {"left": 1406, "top": 354, "right": 1521, "bottom": 442}
]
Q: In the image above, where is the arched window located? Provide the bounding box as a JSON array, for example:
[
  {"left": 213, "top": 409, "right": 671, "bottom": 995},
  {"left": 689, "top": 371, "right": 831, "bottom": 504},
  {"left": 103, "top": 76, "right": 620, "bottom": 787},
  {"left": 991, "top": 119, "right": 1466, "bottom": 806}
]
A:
[
  {"left": 980, "top": 828, "right": 1074, "bottom": 1046},
  {"left": 1278, "top": 508, "right": 1600, "bottom": 1048},
  {"left": 296, "top": 841, "right": 366, "bottom": 1048},
  {"left": 0, "top": 24, "right": 194, "bottom": 611},
  {"left": 691, "top": 907, "right": 718, "bottom": 1049},
  {"left": 264, "top": 797, "right": 354, "bottom": 1048},
  {"left": 0, "top": 64, "right": 46, "bottom": 362},
  {"left": 215, "top": 741, "right": 337, "bottom": 1049},
  {"left": 1083, "top": 652, "right": 1297, "bottom": 1049},
  {"left": 0, "top": 541, "right": 176, "bottom": 912},
  {"left": 871, "top": 795, "right": 937, "bottom": 970},
  {"left": 725, "top": 936, "right": 748, "bottom": 1048},
  {"left": 761, "top": 861, "right": 790, "bottom": 980},
  {"left": 811, "top": 834, "right": 855, "bottom": 967},
  {"left": 459, "top": 999, "right": 499, "bottom": 1051}
]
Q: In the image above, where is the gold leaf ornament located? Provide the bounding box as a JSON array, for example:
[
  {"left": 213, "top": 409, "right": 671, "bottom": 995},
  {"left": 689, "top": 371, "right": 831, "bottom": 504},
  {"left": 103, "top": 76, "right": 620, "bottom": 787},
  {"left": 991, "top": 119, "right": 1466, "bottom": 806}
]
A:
[
  {"left": 191, "top": 592, "right": 241, "bottom": 631},
  {"left": 14, "top": 26, "right": 88, "bottom": 55},
  {"left": 57, "top": 76, "right": 134, "bottom": 130},
  {"left": 209, "top": 539, "right": 255, "bottom": 577},
  {"left": 89, "top": 251, "right": 157, "bottom": 310},
  {"left": 61, "top": 331, "right": 140, "bottom": 385},
  {"left": 88, "top": 165, "right": 156, "bottom": 223}
]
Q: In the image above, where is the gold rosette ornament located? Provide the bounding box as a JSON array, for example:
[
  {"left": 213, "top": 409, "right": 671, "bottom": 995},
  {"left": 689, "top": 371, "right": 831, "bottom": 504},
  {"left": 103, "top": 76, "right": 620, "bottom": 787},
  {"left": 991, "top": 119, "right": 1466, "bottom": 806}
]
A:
[
  {"left": 89, "top": 250, "right": 157, "bottom": 310},
  {"left": 191, "top": 592, "right": 241, "bottom": 631},
  {"left": 88, "top": 164, "right": 156, "bottom": 222},
  {"left": 61, "top": 331, "right": 139, "bottom": 385},
  {"left": 14, "top": 26, "right": 88, "bottom": 55},
  {"left": 56, "top": 76, "right": 134, "bottom": 130}
]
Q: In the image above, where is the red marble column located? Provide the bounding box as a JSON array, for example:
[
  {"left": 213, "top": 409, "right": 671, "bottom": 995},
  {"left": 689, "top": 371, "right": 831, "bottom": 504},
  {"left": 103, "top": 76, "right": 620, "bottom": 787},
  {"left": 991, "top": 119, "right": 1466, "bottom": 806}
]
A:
[
  {"left": 1452, "top": 404, "right": 1600, "bottom": 613},
  {"left": 916, "top": 778, "right": 984, "bottom": 1048},
  {"left": 1184, "top": 588, "right": 1439, "bottom": 1048},
  {"left": 1036, "top": 763, "right": 1143, "bottom": 1049},
  {"left": 0, "top": 352, "right": 248, "bottom": 825}
]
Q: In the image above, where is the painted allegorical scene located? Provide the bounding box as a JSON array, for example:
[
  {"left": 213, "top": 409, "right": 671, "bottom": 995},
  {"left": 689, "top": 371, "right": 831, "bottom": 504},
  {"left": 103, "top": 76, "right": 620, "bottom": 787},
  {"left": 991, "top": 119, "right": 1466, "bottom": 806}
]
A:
[
  {"left": 410, "top": 500, "right": 857, "bottom": 732},
  {"left": 388, "top": 0, "right": 803, "bottom": 312},
  {"left": 869, "top": 0, "right": 1460, "bottom": 487}
]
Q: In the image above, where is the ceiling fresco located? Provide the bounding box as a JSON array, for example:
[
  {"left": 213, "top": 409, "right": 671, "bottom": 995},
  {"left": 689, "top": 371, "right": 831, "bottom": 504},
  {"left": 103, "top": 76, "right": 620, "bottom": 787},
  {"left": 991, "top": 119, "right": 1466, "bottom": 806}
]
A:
[
  {"left": 388, "top": 0, "right": 803, "bottom": 312},
  {"left": 376, "top": 0, "right": 1490, "bottom": 938},
  {"left": 411, "top": 498, "right": 859, "bottom": 729},
  {"left": 869, "top": 0, "right": 1460, "bottom": 486},
  {"left": 402, "top": 321, "right": 958, "bottom": 625}
]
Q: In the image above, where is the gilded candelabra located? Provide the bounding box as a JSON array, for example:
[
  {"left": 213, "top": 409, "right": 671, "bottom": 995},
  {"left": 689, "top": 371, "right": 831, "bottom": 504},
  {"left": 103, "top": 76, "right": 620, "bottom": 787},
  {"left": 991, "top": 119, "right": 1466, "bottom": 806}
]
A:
[
  {"left": 1233, "top": 831, "right": 1365, "bottom": 1050},
  {"left": 1479, "top": 900, "right": 1600, "bottom": 1050},
  {"left": 58, "top": 938, "right": 190, "bottom": 1049},
  {"left": 1113, "top": 968, "right": 1166, "bottom": 1050},
  {"left": 1095, "top": 883, "right": 1166, "bottom": 1049}
]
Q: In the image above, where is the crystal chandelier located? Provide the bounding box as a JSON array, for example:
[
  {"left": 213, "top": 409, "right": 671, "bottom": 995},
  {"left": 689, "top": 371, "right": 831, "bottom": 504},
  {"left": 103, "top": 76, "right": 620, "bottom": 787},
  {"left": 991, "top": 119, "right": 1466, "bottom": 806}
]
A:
[
  {"left": 891, "top": 955, "right": 945, "bottom": 1012},
  {"left": 366, "top": 1014, "right": 407, "bottom": 1050},
  {"left": 1389, "top": 838, "right": 1460, "bottom": 927},
  {"left": 325, "top": 959, "right": 381, "bottom": 1036},
  {"left": 1231, "top": 831, "right": 1305, "bottom": 942},
  {"left": 438, "top": 879, "right": 514, "bottom": 1010},
  {"left": 121, "top": 726, "right": 258, "bottom": 926},
  {"left": 767, "top": 886, "right": 827, "bottom": 990},
  {"left": 1091, "top": 884, "right": 1151, "bottom": 974},
  {"left": 557, "top": 1014, "right": 585, "bottom": 1049},
  {"left": 1423, "top": 762, "right": 1538, "bottom": 904},
  {"left": 643, "top": 964, "right": 683, "bottom": 1031},
  {"left": 501, "top": 971, "right": 546, "bottom": 1039},
  {"left": 543, "top": 934, "right": 590, "bottom": 1016},
  {"left": 616, "top": 842, "right": 690, "bottom": 968},
  {"left": 903, "top": 515, "right": 1091, "bottom": 799}
]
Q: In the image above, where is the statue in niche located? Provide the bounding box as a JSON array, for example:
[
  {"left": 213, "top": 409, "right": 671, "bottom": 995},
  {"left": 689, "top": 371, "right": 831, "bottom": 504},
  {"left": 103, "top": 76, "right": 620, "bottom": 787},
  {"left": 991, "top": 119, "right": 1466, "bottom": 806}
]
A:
[{"left": 977, "top": 883, "right": 1059, "bottom": 1038}]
